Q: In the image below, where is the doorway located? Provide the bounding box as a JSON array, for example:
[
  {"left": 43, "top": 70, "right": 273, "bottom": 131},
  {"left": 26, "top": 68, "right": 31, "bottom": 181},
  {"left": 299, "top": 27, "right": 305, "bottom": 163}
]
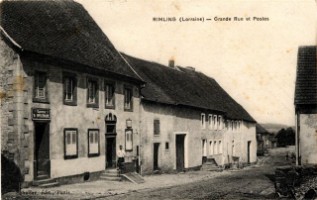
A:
[
  {"left": 106, "top": 136, "right": 116, "bottom": 168},
  {"left": 176, "top": 134, "right": 185, "bottom": 171},
  {"left": 34, "top": 122, "right": 50, "bottom": 179},
  {"left": 153, "top": 143, "right": 160, "bottom": 170},
  {"left": 247, "top": 141, "right": 251, "bottom": 164}
]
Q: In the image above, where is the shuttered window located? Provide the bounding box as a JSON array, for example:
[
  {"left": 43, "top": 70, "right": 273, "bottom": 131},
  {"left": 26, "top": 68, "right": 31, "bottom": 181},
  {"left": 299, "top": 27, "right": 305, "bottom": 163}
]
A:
[
  {"left": 88, "top": 129, "right": 99, "bottom": 157},
  {"left": 64, "top": 129, "right": 78, "bottom": 159}
]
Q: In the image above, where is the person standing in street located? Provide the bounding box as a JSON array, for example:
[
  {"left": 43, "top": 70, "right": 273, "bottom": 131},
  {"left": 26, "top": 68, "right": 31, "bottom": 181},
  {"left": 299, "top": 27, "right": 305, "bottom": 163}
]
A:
[{"left": 117, "top": 145, "right": 125, "bottom": 174}]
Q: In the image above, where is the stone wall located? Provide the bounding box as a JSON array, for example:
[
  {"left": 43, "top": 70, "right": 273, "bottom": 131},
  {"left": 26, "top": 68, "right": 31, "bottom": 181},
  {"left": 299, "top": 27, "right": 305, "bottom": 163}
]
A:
[{"left": 0, "top": 38, "right": 25, "bottom": 172}]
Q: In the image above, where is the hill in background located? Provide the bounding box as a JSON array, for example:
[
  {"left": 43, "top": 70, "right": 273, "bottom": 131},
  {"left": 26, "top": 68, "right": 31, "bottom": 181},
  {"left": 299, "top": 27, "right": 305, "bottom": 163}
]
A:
[{"left": 260, "top": 123, "right": 295, "bottom": 134}]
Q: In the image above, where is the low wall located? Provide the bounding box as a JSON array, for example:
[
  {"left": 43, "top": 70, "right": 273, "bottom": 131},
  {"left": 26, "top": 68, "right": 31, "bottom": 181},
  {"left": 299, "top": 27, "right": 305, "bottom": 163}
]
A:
[{"left": 275, "top": 166, "right": 317, "bottom": 199}]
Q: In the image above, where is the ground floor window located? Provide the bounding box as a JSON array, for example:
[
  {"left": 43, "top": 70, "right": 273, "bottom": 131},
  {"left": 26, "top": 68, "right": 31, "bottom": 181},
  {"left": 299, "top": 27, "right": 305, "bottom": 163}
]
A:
[
  {"left": 64, "top": 128, "right": 78, "bottom": 159},
  {"left": 88, "top": 129, "right": 100, "bottom": 157}
]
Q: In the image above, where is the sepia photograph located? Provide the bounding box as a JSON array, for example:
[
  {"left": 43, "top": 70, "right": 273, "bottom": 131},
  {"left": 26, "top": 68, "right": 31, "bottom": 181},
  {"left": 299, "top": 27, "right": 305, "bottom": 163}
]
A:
[{"left": 0, "top": 0, "right": 316, "bottom": 199}]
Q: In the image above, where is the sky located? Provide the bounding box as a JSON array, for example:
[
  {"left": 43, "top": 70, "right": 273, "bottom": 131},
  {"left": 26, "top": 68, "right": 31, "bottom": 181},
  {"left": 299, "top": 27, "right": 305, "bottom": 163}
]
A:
[{"left": 77, "top": 0, "right": 317, "bottom": 126}]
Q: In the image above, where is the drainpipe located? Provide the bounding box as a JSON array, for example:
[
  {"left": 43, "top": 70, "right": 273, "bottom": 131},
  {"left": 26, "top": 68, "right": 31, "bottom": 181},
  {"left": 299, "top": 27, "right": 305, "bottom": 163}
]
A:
[{"left": 295, "top": 110, "right": 300, "bottom": 166}]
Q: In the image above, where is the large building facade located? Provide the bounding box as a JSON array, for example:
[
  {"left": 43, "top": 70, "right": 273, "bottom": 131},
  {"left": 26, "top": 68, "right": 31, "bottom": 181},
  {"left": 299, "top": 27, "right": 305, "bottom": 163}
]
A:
[
  {"left": 124, "top": 55, "right": 257, "bottom": 174},
  {"left": 0, "top": 1, "right": 144, "bottom": 186},
  {"left": 1, "top": 0, "right": 257, "bottom": 187},
  {"left": 294, "top": 46, "right": 317, "bottom": 166}
]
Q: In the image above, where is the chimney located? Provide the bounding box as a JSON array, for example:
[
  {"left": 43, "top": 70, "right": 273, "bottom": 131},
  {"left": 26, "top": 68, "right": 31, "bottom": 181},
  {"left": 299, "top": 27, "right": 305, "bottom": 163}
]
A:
[{"left": 168, "top": 59, "right": 175, "bottom": 68}]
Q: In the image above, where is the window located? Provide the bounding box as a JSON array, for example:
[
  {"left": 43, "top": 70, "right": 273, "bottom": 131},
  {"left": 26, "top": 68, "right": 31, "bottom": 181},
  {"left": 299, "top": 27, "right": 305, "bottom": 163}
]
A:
[
  {"left": 218, "top": 116, "right": 222, "bottom": 130},
  {"left": 209, "top": 141, "right": 213, "bottom": 155},
  {"left": 87, "top": 79, "right": 99, "bottom": 107},
  {"left": 219, "top": 141, "right": 222, "bottom": 154},
  {"left": 124, "top": 87, "right": 133, "bottom": 111},
  {"left": 105, "top": 82, "right": 115, "bottom": 108},
  {"left": 214, "top": 141, "right": 217, "bottom": 154},
  {"left": 125, "top": 129, "right": 133, "bottom": 151},
  {"left": 154, "top": 119, "right": 160, "bottom": 135},
  {"left": 63, "top": 73, "right": 77, "bottom": 105},
  {"left": 165, "top": 142, "right": 169, "bottom": 150},
  {"left": 213, "top": 115, "right": 217, "bottom": 130},
  {"left": 201, "top": 113, "right": 206, "bottom": 129},
  {"left": 208, "top": 115, "right": 212, "bottom": 129},
  {"left": 88, "top": 129, "right": 100, "bottom": 157},
  {"left": 34, "top": 71, "right": 48, "bottom": 102},
  {"left": 64, "top": 128, "right": 78, "bottom": 159}
]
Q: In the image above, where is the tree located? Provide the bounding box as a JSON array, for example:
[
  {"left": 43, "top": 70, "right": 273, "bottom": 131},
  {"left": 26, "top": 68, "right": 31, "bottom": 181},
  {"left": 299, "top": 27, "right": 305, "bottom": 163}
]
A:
[{"left": 275, "top": 127, "right": 295, "bottom": 147}]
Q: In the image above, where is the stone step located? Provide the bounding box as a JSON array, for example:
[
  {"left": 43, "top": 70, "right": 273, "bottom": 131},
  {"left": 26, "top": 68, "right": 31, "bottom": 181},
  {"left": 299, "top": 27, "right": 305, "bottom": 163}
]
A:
[
  {"left": 100, "top": 176, "right": 121, "bottom": 181},
  {"left": 36, "top": 174, "right": 49, "bottom": 180},
  {"left": 105, "top": 168, "right": 119, "bottom": 173},
  {"left": 33, "top": 178, "right": 57, "bottom": 186},
  {"left": 102, "top": 172, "right": 119, "bottom": 177},
  {"left": 38, "top": 182, "right": 60, "bottom": 188}
]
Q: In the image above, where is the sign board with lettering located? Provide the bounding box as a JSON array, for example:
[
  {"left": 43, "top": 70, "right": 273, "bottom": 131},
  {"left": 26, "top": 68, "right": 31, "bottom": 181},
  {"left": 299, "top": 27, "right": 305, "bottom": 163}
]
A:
[{"left": 32, "top": 108, "right": 50, "bottom": 121}]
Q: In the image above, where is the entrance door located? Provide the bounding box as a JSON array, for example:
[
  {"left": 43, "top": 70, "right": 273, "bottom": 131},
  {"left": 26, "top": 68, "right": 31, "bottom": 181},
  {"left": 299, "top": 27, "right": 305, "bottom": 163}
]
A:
[
  {"left": 34, "top": 122, "right": 50, "bottom": 179},
  {"left": 106, "top": 137, "right": 116, "bottom": 168},
  {"left": 247, "top": 141, "right": 251, "bottom": 164},
  {"left": 176, "top": 134, "right": 185, "bottom": 171},
  {"left": 153, "top": 143, "right": 160, "bottom": 170}
]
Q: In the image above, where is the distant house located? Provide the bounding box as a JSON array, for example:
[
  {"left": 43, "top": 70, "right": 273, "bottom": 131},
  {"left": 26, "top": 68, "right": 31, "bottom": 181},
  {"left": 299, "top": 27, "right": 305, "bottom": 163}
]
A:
[
  {"left": 256, "top": 124, "right": 270, "bottom": 155},
  {"left": 0, "top": 1, "right": 144, "bottom": 187},
  {"left": 124, "top": 55, "right": 257, "bottom": 174},
  {"left": 294, "top": 46, "right": 317, "bottom": 166}
]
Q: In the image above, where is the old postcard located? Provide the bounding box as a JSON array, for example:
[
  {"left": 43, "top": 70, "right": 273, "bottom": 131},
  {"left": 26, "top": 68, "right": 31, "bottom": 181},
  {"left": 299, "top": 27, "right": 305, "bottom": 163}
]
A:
[{"left": 1, "top": 0, "right": 316, "bottom": 199}]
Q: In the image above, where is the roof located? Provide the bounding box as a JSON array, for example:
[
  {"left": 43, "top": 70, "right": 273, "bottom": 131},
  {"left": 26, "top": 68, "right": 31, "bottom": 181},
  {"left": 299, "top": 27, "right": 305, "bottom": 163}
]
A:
[
  {"left": 0, "top": 0, "right": 143, "bottom": 82},
  {"left": 294, "top": 46, "right": 317, "bottom": 105},
  {"left": 123, "top": 54, "right": 256, "bottom": 122},
  {"left": 256, "top": 124, "right": 269, "bottom": 134}
]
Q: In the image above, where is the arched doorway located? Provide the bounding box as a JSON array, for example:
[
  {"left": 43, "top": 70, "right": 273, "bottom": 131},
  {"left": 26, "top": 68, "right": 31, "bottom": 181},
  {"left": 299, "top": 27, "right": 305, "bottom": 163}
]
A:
[{"left": 105, "top": 113, "right": 117, "bottom": 168}]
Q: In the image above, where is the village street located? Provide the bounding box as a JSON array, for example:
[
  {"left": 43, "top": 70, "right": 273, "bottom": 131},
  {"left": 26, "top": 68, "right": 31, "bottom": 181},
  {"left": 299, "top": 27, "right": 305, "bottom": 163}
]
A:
[
  {"left": 4, "top": 147, "right": 294, "bottom": 200},
  {"left": 102, "top": 154, "right": 282, "bottom": 200}
]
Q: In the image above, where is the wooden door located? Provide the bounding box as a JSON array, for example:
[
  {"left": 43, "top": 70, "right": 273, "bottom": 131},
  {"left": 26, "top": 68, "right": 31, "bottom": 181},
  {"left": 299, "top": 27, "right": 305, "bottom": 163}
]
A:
[
  {"left": 176, "top": 135, "right": 185, "bottom": 171},
  {"left": 106, "top": 137, "right": 116, "bottom": 168},
  {"left": 247, "top": 141, "right": 251, "bottom": 163},
  {"left": 34, "top": 122, "right": 50, "bottom": 179},
  {"left": 153, "top": 143, "right": 160, "bottom": 170}
]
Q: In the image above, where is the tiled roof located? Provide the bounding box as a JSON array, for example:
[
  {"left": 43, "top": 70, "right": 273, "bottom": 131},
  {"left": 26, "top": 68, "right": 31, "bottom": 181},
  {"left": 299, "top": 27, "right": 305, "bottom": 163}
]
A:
[
  {"left": 295, "top": 46, "right": 317, "bottom": 105},
  {"left": 123, "top": 54, "right": 256, "bottom": 122},
  {"left": 0, "top": 0, "right": 143, "bottom": 82}
]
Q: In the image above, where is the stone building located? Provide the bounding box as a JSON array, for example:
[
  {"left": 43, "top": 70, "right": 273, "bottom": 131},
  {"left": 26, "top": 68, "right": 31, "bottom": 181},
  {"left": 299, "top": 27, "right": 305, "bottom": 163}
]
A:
[
  {"left": 0, "top": 1, "right": 144, "bottom": 186},
  {"left": 294, "top": 46, "right": 317, "bottom": 166},
  {"left": 124, "top": 55, "right": 257, "bottom": 174}
]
